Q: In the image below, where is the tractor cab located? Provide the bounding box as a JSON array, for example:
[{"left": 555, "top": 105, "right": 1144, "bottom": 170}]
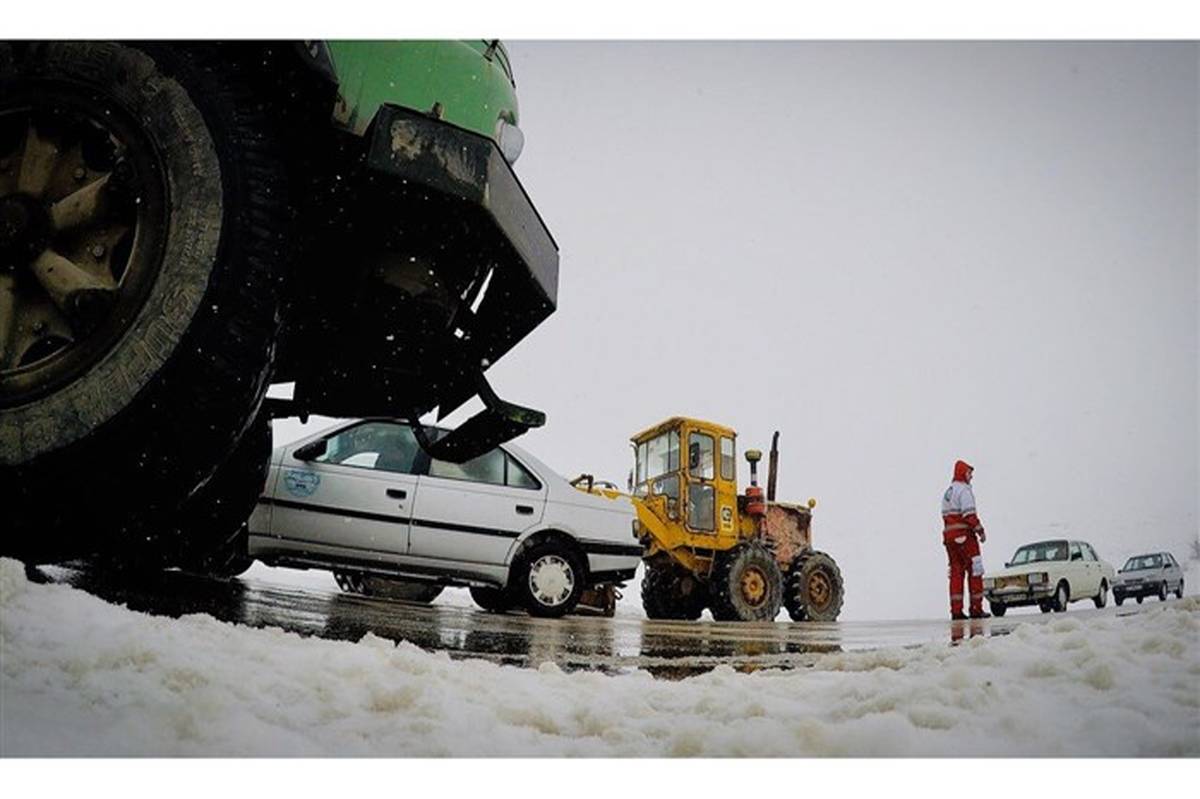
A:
[{"left": 631, "top": 417, "right": 742, "bottom": 552}]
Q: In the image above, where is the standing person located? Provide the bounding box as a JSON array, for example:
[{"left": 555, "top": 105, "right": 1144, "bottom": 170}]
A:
[{"left": 942, "top": 459, "right": 990, "bottom": 620}]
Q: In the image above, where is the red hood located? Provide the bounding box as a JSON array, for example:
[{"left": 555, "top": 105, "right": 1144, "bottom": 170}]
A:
[{"left": 953, "top": 460, "right": 973, "bottom": 482}]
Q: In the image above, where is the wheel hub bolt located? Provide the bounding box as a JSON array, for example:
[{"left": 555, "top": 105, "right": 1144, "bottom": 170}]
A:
[
  {"left": 73, "top": 167, "right": 87, "bottom": 182},
  {"left": 32, "top": 321, "right": 47, "bottom": 335},
  {"left": 91, "top": 244, "right": 106, "bottom": 259}
]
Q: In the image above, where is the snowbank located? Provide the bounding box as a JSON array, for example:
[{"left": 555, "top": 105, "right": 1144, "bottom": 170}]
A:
[{"left": 2, "top": 558, "right": 1197, "bottom": 756}]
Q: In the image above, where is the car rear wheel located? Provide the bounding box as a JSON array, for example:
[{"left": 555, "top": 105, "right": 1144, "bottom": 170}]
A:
[
  {"left": 1093, "top": 580, "right": 1108, "bottom": 609},
  {"left": 1052, "top": 581, "right": 1069, "bottom": 612},
  {"left": 1176, "top": 579, "right": 1185, "bottom": 599},
  {"left": 989, "top": 601, "right": 1007, "bottom": 617},
  {"left": 511, "top": 538, "right": 585, "bottom": 618},
  {"left": 1136, "top": 595, "right": 1143, "bottom": 604}
]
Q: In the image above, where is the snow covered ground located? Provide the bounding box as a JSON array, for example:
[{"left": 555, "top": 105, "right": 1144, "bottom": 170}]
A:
[{"left": 2, "top": 557, "right": 1197, "bottom": 756}]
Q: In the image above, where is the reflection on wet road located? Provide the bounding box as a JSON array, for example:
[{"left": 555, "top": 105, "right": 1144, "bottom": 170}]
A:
[{"left": 35, "top": 564, "right": 1174, "bottom": 678}]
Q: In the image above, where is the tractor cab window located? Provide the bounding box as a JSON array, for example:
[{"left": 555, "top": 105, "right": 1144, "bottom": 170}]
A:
[
  {"left": 688, "top": 432, "right": 715, "bottom": 479},
  {"left": 634, "top": 429, "right": 681, "bottom": 519},
  {"left": 720, "top": 436, "right": 735, "bottom": 481}
]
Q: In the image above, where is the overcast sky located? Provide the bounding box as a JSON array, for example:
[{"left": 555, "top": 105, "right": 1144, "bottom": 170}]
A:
[{"left": 279, "top": 42, "right": 1198, "bottom": 621}]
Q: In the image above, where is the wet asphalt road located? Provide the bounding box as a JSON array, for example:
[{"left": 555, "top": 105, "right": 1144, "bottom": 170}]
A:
[{"left": 33, "top": 564, "right": 1180, "bottom": 677}]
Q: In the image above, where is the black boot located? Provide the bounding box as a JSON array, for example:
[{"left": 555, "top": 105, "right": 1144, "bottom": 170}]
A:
[
  {"left": 951, "top": 612, "right": 968, "bottom": 621},
  {"left": 969, "top": 609, "right": 991, "bottom": 619}
]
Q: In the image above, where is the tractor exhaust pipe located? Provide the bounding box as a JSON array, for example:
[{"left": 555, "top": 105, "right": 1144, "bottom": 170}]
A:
[{"left": 767, "top": 431, "right": 779, "bottom": 502}]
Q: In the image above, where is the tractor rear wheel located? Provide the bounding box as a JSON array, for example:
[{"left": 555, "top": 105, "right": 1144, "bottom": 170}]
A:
[
  {"left": 641, "top": 560, "right": 707, "bottom": 620},
  {"left": 785, "top": 550, "right": 845, "bottom": 622},
  {"left": 709, "top": 542, "right": 783, "bottom": 622}
]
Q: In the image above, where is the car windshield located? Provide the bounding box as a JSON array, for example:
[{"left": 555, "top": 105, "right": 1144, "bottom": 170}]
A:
[
  {"left": 1011, "top": 540, "right": 1068, "bottom": 565},
  {"left": 1122, "top": 554, "right": 1163, "bottom": 571}
]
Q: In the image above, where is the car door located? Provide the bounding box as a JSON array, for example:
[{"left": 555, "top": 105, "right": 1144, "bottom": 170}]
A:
[
  {"left": 1081, "top": 543, "right": 1103, "bottom": 596},
  {"left": 1163, "top": 553, "right": 1181, "bottom": 591},
  {"left": 1067, "top": 541, "right": 1091, "bottom": 598},
  {"left": 266, "top": 420, "right": 421, "bottom": 563},
  {"left": 408, "top": 442, "right": 548, "bottom": 567}
]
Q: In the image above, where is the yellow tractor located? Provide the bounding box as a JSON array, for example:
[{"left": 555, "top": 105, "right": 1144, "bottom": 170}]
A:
[{"left": 627, "top": 417, "right": 844, "bottom": 622}]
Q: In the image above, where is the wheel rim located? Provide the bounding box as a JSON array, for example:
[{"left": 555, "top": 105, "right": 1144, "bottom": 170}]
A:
[
  {"left": 739, "top": 565, "right": 768, "bottom": 607},
  {"left": 0, "top": 88, "right": 168, "bottom": 407},
  {"left": 1058, "top": 585, "right": 1067, "bottom": 607},
  {"left": 528, "top": 554, "right": 574, "bottom": 607},
  {"left": 806, "top": 569, "right": 832, "bottom": 611}
]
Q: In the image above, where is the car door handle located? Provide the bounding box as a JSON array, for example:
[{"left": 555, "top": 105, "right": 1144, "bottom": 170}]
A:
[
  {"left": 515, "top": 504, "right": 534, "bottom": 515},
  {"left": 387, "top": 488, "right": 407, "bottom": 500}
]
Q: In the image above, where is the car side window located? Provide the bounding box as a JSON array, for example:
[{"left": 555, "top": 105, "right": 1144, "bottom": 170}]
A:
[
  {"left": 1069, "top": 542, "right": 1082, "bottom": 561},
  {"left": 1082, "top": 544, "right": 1096, "bottom": 562},
  {"left": 314, "top": 421, "right": 420, "bottom": 475},
  {"left": 428, "top": 448, "right": 506, "bottom": 486},
  {"left": 506, "top": 454, "right": 541, "bottom": 490}
]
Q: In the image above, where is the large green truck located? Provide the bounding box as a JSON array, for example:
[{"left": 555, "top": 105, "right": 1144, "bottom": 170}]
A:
[{"left": 0, "top": 41, "right": 558, "bottom": 570}]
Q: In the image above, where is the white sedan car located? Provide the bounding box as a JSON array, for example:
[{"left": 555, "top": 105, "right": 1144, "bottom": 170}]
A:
[
  {"left": 248, "top": 419, "right": 641, "bottom": 617},
  {"left": 982, "top": 539, "right": 1116, "bottom": 616}
]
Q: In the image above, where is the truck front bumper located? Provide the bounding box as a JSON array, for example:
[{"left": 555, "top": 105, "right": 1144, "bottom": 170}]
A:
[
  {"left": 984, "top": 584, "right": 1054, "bottom": 607},
  {"left": 285, "top": 105, "right": 559, "bottom": 455}
]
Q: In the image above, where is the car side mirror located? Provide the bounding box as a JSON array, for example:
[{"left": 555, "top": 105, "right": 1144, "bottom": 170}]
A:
[
  {"left": 294, "top": 439, "right": 328, "bottom": 461},
  {"left": 1071, "top": 553, "right": 1082, "bottom": 561},
  {"left": 1004, "top": 562, "right": 1011, "bottom": 568}
]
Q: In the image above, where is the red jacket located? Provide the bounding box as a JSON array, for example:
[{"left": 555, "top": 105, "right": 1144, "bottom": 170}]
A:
[{"left": 941, "top": 460, "right": 982, "bottom": 542}]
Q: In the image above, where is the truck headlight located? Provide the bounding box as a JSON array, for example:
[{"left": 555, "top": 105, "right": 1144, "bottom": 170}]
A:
[
  {"left": 496, "top": 118, "right": 525, "bottom": 164},
  {"left": 1028, "top": 572, "right": 1047, "bottom": 585}
]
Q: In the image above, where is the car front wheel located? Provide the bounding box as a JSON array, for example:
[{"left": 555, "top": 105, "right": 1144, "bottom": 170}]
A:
[
  {"left": 989, "top": 601, "right": 1007, "bottom": 617},
  {"left": 512, "top": 539, "right": 585, "bottom": 618},
  {"left": 1093, "top": 580, "right": 1108, "bottom": 609},
  {"left": 1114, "top": 592, "right": 1125, "bottom": 606},
  {"left": 1052, "top": 581, "right": 1069, "bottom": 612},
  {"left": 1177, "top": 579, "right": 1185, "bottom": 599},
  {"left": 1158, "top": 581, "right": 1168, "bottom": 601}
]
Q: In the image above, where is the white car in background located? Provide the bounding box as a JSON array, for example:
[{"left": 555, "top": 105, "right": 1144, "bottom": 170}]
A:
[
  {"left": 1112, "top": 552, "right": 1185, "bottom": 605},
  {"left": 983, "top": 539, "right": 1116, "bottom": 616},
  {"left": 248, "top": 419, "right": 641, "bottom": 617}
]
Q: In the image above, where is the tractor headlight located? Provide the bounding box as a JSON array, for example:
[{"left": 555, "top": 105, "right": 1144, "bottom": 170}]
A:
[
  {"left": 496, "top": 118, "right": 525, "bottom": 164},
  {"left": 1028, "top": 572, "right": 1047, "bottom": 585}
]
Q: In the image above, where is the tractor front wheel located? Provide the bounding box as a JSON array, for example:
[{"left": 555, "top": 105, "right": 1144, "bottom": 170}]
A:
[
  {"left": 785, "top": 550, "right": 845, "bottom": 622},
  {"left": 709, "top": 542, "right": 783, "bottom": 622}
]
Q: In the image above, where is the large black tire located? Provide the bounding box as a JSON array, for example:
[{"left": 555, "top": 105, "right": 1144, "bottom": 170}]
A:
[
  {"left": 641, "top": 560, "right": 707, "bottom": 621},
  {"left": 470, "top": 585, "right": 514, "bottom": 613},
  {"left": 0, "top": 42, "right": 286, "bottom": 564},
  {"left": 510, "top": 537, "right": 586, "bottom": 618},
  {"left": 784, "top": 550, "right": 845, "bottom": 622},
  {"left": 710, "top": 542, "right": 784, "bottom": 622},
  {"left": 169, "top": 410, "right": 272, "bottom": 576}
]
